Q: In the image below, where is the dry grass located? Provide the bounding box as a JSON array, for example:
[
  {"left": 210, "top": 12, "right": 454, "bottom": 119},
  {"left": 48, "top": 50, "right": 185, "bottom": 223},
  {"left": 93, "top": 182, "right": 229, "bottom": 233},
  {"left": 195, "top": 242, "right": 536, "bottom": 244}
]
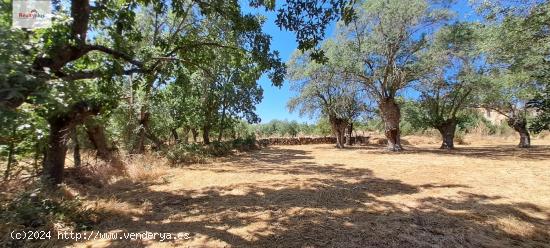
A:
[
  {"left": 57, "top": 136, "right": 550, "bottom": 248},
  {"left": 4, "top": 136, "right": 547, "bottom": 247}
]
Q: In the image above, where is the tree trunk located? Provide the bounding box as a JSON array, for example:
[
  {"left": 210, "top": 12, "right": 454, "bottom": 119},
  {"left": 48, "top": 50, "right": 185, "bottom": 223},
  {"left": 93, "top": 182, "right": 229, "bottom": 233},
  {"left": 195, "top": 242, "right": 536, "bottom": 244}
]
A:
[
  {"left": 507, "top": 116, "right": 530, "bottom": 148},
  {"left": 4, "top": 125, "right": 17, "bottom": 180},
  {"left": 329, "top": 115, "right": 347, "bottom": 149},
  {"left": 191, "top": 128, "right": 198, "bottom": 143},
  {"left": 379, "top": 97, "right": 402, "bottom": 151},
  {"left": 43, "top": 123, "right": 70, "bottom": 185},
  {"left": 42, "top": 101, "right": 100, "bottom": 186},
  {"left": 346, "top": 123, "right": 353, "bottom": 146},
  {"left": 4, "top": 139, "right": 15, "bottom": 181},
  {"left": 85, "top": 121, "right": 124, "bottom": 169},
  {"left": 217, "top": 129, "right": 224, "bottom": 142},
  {"left": 203, "top": 125, "right": 210, "bottom": 145},
  {"left": 171, "top": 128, "right": 179, "bottom": 144},
  {"left": 33, "top": 143, "right": 41, "bottom": 175},
  {"left": 86, "top": 122, "right": 112, "bottom": 161},
  {"left": 145, "top": 130, "right": 166, "bottom": 151},
  {"left": 218, "top": 102, "right": 227, "bottom": 142},
  {"left": 436, "top": 119, "right": 457, "bottom": 150},
  {"left": 133, "top": 111, "right": 149, "bottom": 154},
  {"left": 181, "top": 126, "right": 189, "bottom": 144},
  {"left": 132, "top": 76, "right": 155, "bottom": 154},
  {"left": 72, "top": 128, "right": 81, "bottom": 167}
]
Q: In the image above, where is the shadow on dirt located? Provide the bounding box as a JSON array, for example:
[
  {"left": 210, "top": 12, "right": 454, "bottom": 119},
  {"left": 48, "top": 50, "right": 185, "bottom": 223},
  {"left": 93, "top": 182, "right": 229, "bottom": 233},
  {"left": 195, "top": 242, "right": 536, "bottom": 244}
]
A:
[{"left": 62, "top": 146, "right": 550, "bottom": 248}]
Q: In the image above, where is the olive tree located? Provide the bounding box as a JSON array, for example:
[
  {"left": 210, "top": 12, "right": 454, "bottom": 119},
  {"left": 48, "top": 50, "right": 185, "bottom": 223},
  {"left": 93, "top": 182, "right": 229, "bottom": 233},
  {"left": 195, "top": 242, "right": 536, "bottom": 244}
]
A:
[
  {"left": 287, "top": 40, "right": 367, "bottom": 148},
  {"left": 413, "top": 23, "right": 488, "bottom": 149},
  {"left": 338, "top": 0, "right": 451, "bottom": 151},
  {"left": 476, "top": 0, "right": 550, "bottom": 147}
]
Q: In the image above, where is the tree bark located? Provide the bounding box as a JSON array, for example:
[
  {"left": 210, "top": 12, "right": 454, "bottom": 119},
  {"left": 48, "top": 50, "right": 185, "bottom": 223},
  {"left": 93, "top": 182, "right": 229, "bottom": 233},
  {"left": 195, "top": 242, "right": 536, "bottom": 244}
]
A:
[
  {"left": 72, "top": 128, "right": 81, "bottom": 167},
  {"left": 43, "top": 123, "right": 70, "bottom": 186},
  {"left": 133, "top": 111, "right": 150, "bottom": 154},
  {"left": 507, "top": 116, "right": 530, "bottom": 148},
  {"left": 379, "top": 97, "right": 402, "bottom": 151},
  {"left": 329, "top": 115, "right": 347, "bottom": 149},
  {"left": 132, "top": 75, "right": 155, "bottom": 154},
  {"left": 86, "top": 122, "right": 112, "bottom": 159},
  {"left": 218, "top": 101, "right": 227, "bottom": 142},
  {"left": 203, "top": 125, "right": 211, "bottom": 145},
  {"left": 436, "top": 119, "right": 457, "bottom": 150},
  {"left": 42, "top": 101, "right": 100, "bottom": 186},
  {"left": 346, "top": 123, "right": 353, "bottom": 146}
]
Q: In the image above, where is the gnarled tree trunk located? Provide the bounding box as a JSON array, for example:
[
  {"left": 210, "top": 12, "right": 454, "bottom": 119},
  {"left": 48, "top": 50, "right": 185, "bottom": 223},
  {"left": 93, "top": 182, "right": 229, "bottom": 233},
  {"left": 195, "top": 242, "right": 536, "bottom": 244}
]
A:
[
  {"left": 436, "top": 119, "right": 457, "bottom": 150},
  {"left": 507, "top": 116, "right": 530, "bottom": 148},
  {"left": 43, "top": 102, "right": 100, "bottom": 186},
  {"left": 86, "top": 122, "right": 112, "bottom": 161},
  {"left": 44, "top": 123, "right": 70, "bottom": 186},
  {"left": 379, "top": 97, "right": 402, "bottom": 151},
  {"left": 329, "top": 115, "right": 348, "bottom": 149},
  {"left": 133, "top": 111, "right": 150, "bottom": 154},
  {"left": 85, "top": 121, "right": 124, "bottom": 169}
]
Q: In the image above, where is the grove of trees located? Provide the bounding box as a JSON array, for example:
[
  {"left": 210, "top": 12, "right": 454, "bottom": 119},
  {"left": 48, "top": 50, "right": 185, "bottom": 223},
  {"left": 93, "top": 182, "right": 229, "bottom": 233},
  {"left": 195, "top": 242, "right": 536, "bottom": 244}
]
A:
[
  {"left": 0, "top": 0, "right": 549, "bottom": 187},
  {"left": 287, "top": 0, "right": 549, "bottom": 150}
]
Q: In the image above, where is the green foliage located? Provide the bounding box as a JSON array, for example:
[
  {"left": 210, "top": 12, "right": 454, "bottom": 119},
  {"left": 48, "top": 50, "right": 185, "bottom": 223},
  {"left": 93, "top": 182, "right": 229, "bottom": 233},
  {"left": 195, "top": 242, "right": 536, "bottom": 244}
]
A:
[
  {"left": 0, "top": 187, "right": 97, "bottom": 234},
  {"left": 528, "top": 84, "right": 550, "bottom": 133},
  {"left": 231, "top": 135, "right": 258, "bottom": 151},
  {"left": 287, "top": 39, "right": 367, "bottom": 124},
  {"left": 0, "top": 105, "right": 48, "bottom": 179},
  {"left": 166, "top": 135, "right": 258, "bottom": 164},
  {"left": 313, "top": 117, "right": 334, "bottom": 136},
  {"left": 337, "top": 0, "right": 452, "bottom": 101},
  {"left": 166, "top": 143, "right": 209, "bottom": 164},
  {"left": 477, "top": 1, "right": 549, "bottom": 120},
  {"left": 275, "top": 0, "right": 355, "bottom": 61}
]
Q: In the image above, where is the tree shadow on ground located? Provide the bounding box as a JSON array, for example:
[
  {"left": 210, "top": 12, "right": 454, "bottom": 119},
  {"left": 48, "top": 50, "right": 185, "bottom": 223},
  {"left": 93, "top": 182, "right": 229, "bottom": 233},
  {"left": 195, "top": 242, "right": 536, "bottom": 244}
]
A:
[
  {"left": 400, "top": 145, "right": 550, "bottom": 161},
  {"left": 322, "top": 143, "right": 550, "bottom": 161},
  {"left": 86, "top": 181, "right": 549, "bottom": 247},
  {"left": 62, "top": 146, "right": 549, "bottom": 248},
  {"left": 227, "top": 147, "right": 315, "bottom": 165}
]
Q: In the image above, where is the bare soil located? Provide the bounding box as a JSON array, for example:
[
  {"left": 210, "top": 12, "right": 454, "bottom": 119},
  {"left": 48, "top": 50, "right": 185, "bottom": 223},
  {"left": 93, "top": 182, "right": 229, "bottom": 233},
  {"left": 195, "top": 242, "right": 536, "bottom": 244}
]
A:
[{"left": 70, "top": 138, "right": 550, "bottom": 247}]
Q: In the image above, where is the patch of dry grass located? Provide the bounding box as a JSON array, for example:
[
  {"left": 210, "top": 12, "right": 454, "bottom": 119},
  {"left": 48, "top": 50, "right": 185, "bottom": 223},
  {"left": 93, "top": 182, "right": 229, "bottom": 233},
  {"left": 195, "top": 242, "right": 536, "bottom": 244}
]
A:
[
  {"left": 3, "top": 136, "right": 549, "bottom": 247},
  {"left": 59, "top": 136, "right": 550, "bottom": 248}
]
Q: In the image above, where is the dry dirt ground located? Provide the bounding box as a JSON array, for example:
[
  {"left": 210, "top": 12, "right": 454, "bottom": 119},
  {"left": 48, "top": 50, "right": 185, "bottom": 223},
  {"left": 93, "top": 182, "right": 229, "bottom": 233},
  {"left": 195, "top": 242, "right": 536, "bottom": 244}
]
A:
[{"left": 70, "top": 138, "right": 550, "bottom": 248}]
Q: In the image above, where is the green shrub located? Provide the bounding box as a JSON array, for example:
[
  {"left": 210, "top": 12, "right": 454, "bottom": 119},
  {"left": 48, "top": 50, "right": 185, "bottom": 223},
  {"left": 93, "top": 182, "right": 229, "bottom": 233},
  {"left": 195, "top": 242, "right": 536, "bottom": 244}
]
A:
[
  {"left": 231, "top": 135, "right": 258, "bottom": 151},
  {"left": 166, "top": 143, "right": 208, "bottom": 164},
  {"left": 206, "top": 141, "right": 231, "bottom": 156},
  {"left": 0, "top": 187, "right": 97, "bottom": 231}
]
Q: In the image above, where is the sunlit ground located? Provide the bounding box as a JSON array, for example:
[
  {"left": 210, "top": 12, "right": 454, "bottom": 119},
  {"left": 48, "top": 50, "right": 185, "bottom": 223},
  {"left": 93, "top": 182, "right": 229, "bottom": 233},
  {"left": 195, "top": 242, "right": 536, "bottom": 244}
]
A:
[{"left": 64, "top": 136, "right": 550, "bottom": 247}]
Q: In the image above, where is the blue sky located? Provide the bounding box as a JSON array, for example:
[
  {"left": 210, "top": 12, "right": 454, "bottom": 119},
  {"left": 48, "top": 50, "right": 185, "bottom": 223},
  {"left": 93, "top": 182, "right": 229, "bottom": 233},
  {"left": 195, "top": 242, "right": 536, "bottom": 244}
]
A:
[
  {"left": 248, "top": 0, "right": 477, "bottom": 124},
  {"left": 246, "top": 5, "right": 322, "bottom": 124}
]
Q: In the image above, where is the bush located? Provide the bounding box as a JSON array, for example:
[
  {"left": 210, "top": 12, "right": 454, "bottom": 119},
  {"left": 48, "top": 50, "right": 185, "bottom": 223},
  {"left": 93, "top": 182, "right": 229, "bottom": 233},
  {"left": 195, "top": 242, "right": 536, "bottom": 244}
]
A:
[
  {"left": 166, "top": 143, "right": 208, "bottom": 164},
  {"left": 1, "top": 188, "right": 96, "bottom": 229},
  {"left": 231, "top": 135, "right": 258, "bottom": 151},
  {"left": 166, "top": 135, "right": 258, "bottom": 164},
  {"left": 206, "top": 141, "right": 231, "bottom": 156}
]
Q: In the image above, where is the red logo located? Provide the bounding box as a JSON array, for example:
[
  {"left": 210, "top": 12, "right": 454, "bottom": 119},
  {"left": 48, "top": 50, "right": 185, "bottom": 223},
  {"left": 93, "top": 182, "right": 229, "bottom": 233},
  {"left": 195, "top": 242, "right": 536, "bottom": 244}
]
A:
[{"left": 18, "top": 9, "right": 45, "bottom": 19}]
